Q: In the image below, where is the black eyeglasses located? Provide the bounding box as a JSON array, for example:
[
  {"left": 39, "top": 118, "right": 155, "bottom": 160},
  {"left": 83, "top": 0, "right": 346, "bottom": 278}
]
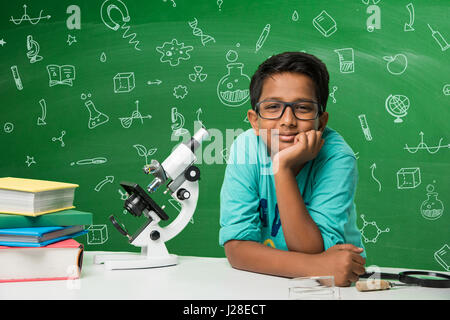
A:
[{"left": 255, "top": 99, "right": 322, "bottom": 120}]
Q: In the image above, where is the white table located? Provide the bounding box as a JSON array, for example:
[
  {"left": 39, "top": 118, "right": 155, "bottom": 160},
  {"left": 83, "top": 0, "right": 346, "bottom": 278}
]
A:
[{"left": 1, "top": 251, "right": 449, "bottom": 300}]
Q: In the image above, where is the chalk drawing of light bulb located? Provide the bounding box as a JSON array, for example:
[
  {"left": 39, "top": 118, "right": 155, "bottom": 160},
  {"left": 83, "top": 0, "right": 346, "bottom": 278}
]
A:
[
  {"left": 217, "top": 50, "right": 250, "bottom": 107},
  {"left": 420, "top": 183, "right": 444, "bottom": 220}
]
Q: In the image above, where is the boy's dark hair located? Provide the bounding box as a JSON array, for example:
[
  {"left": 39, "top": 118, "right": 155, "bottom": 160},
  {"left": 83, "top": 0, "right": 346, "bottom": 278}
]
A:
[{"left": 249, "top": 52, "right": 330, "bottom": 113}]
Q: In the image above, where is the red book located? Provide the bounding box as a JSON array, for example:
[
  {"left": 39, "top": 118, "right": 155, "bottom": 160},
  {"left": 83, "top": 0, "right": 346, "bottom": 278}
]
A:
[{"left": 0, "top": 239, "right": 83, "bottom": 283}]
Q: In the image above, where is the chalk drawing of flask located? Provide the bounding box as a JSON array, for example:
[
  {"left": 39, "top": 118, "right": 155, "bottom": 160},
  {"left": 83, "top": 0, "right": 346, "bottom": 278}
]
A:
[
  {"left": 217, "top": 50, "right": 250, "bottom": 107},
  {"left": 420, "top": 184, "right": 444, "bottom": 220},
  {"left": 81, "top": 93, "right": 109, "bottom": 129}
]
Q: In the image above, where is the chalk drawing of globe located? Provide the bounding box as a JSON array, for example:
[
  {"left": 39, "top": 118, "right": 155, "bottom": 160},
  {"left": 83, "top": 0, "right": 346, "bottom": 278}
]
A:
[{"left": 385, "top": 94, "right": 410, "bottom": 123}]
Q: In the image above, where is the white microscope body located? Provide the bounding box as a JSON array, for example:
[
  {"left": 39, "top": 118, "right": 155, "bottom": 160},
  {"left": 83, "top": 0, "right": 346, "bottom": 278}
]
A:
[{"left": 95, "top": 128, "right": 209, "bottom": 270}]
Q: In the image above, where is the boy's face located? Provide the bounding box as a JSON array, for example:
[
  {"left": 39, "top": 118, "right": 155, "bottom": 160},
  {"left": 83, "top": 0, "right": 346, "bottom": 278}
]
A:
[{"left": 248, "top": 72, "right": 329, "bottom": 155}]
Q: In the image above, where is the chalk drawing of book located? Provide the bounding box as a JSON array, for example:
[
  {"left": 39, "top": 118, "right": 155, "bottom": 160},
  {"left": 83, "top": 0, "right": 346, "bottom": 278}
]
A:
[
  {"left": 313, "top": 10, "right": 337, "bottom": 37},
  {"left": 46, "top": 64, "right": 75, "bottom": 87},
  {"left": 434, "top": 244, "right": 450, "bottom": 271}
]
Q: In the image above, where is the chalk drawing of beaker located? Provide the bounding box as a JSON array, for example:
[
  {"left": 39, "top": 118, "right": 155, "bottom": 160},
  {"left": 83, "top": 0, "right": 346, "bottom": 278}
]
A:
[
  {"left": 217, "top": 50, "right": 250, "bottom": 107},
  {"left": 420, "top": 184, "right": 444, "bottom": 220},
  {"left": 334, "top": 48, "right": 355, "bottom": 73},
  {"left": 81, "top": 93, "right": 109, "bottom": 129}
]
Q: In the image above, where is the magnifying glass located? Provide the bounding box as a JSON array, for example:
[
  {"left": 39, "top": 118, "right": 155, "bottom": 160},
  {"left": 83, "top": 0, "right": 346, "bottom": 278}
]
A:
[{"left": 361, "top": 271, "right": 450, "bottom": 288}]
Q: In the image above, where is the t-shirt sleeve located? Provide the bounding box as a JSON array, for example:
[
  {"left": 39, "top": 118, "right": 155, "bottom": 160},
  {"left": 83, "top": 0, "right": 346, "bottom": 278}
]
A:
[
  {"left": 307, "top": 152, "right": 358, "bottom": 251},
  {"left": 219, "top": 138, "right": 262, "bottom": 246}
]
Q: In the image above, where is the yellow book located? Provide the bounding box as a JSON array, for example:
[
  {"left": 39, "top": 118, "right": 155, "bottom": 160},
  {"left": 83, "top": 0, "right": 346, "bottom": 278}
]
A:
[{"left": 0, "top": 177, "right": 79, "bottom": 217}]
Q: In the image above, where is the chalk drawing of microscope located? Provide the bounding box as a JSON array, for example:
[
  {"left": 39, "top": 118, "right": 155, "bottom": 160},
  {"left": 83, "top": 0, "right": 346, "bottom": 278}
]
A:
[{"left": 100, "top": 0, "right": 141, "bottom": 51}]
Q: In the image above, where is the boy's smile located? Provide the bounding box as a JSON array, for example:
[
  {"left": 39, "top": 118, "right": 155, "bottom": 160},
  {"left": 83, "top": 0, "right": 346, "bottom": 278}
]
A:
[{"left": 248, "top": 72, "right": 329, "bottom": 155}]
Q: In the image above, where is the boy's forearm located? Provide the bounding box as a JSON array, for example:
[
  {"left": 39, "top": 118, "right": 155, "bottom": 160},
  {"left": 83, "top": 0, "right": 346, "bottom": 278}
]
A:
[
  {"left": 274, "top": 168, "right": 324, "bottom": 253},
  {"left": 225, "top": 240, "right": 322, "bottom": 278}
]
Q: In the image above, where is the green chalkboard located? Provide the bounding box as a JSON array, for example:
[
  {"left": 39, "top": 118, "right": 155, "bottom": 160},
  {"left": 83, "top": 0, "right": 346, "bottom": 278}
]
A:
[{"left": 1, "top": 0, "right": 449, "bottom": 272}]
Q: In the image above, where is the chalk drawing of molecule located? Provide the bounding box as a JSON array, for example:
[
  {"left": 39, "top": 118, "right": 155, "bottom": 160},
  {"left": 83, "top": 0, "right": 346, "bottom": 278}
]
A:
[{"left": 359, "top": 214, "right": 390, "bottom": 243}]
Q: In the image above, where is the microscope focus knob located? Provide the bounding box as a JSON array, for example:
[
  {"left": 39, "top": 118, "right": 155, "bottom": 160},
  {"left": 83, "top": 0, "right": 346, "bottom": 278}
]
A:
[
  {"left": 185, "top": 165, "right": 200, "bottom": 182},
  {"left": 150, "top": 230, "right": 160, "bottom": 241},
  {"left": 177, "top": 188, "right": 191, "bottom": 200}
]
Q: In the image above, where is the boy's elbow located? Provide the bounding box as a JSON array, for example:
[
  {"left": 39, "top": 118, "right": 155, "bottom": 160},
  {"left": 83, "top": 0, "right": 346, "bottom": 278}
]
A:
[{"left": 224, "top": 240, "right": 247, "bottom": 270}]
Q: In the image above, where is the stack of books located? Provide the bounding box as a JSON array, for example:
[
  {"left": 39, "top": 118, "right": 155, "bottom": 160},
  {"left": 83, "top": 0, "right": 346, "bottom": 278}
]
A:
[{"left": 0, "top": 177, "right": 93, "bottom": 283}]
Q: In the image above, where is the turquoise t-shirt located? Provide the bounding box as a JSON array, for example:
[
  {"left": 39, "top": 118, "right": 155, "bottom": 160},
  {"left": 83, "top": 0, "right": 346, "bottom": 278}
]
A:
[{"left": 219, "top": 127, "right": 366, "bottom": 258}]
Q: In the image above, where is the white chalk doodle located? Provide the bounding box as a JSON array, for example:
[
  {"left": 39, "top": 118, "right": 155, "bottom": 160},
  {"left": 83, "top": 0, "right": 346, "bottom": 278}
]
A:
[
  {"left": 37, "top": 99, "right": 47, "bottom": 125},
  {"left": 118, "top": 189, "right": 128, "bottom": 201},
  {"left": 26, "top": 35, "right": 43, "bottom": 63},
  {"left": 173, "top": 85, "right": 188, "bottom": 99},
  {"left": 81, "top": 93, "right": 109, "bottom": 129},
  {"left": 3, "top": 122, "right": 14, "bottom": 133},
  {"left": 47, "top": 64, "right": 75, "bottom": 87},
  {"left": 358, "top": 114, "right": 372, "bottom": 141},
  {"left": 10, "top": 65, "right": 23, "bottom": 90},
  {"left": 404, "top": 3, "right": 415, "bottom": 31},
  {"left": 71, "top": 157, "right": 107, "bottom": 166},
  {"left": 385, "top": 94, "right": 409, "bottom": 123},
  {"left": 434, "top": 244, "right": 450, "bottom": 271},
  {"left": 329, "top": 86, "right": 338, "bottom": 103},
  {"left": 404, "top": 132, "right": 450, "bottom": 154},
  {"left": 156, "top": 39, "right": 193, "bottom": 67},
  {"left": 396, "top": 167, "right": 421, "bottom": 189},
  {"left": 133, "top": 144, "right": 157, "bottom": 166},
  {"left": 95, "top": 176, "right": 114, "bottom": 192},
  {"left": 443, "top": 84, "right": 450, "bottom": 96},
  {"left": 119, "top": 100, "right": 152, "bottom": 128},
  {"left": 113, "top": 72, "right": 135, "bottom": 93},
  {"left": 312, "top": 10, "right": 337, "bottom": 37},
  {"left": 25, "top": 156, "right": 36, "bottom": 167},
  {"left": 10, "top": 4, "right": 51, "bottom": 25},
  {"left": 163, "top": 0, "right": 176, "bottom": 7},
  {"left": 171, "top": 107, "right": 189, "bottom": 136},
  {"left": 420, "top": 183, "right": 444, "bottom": 221},
  {"left": 196, "top": 108, "right": 204, "bottom": 127},
  {"left": 100, "top": 52, "right": 107, "bottom": 62},
  {"left": 383, "top": 54, "right": 407, "bottom": 75},
  {"left": 217, "top": 50, "right": 250, "bottom": 107},
  {"left": 370, "top": 163, "right": 381, "bottom": 192},
  {"left": 188, "top": 18, "right": 215, "bottom": 46},
  {"left": 427, "top": 24, "right": 449, "bottom": 52},
  {"left": 87, "top": 225, "right": 108, "bottom": 245},
  {"left": 359, "top": 214, "right": 390, "bottom": 244},
  {"left": 334, "top": 48, "right": 354, "bottom": 73},
  {"left": 255, "top": 24, "right": 270, "bottom": 53},
  {"left": 100, "top": 0, "right": 141, "bottom": 51},
  {"left": 67, "top": 35, "right": 77, "bottom": 46},
  {"left": 189, "top": 66, "right": 207, "bottom": 82},
  {"left": 52, "top": 130, "right": 66, "bottom": 147}
]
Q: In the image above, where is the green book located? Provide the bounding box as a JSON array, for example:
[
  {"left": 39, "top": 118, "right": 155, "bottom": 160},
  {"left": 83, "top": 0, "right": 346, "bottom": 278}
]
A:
[{"left": 0, "top": 209, "right": 93, "bottom": 229}]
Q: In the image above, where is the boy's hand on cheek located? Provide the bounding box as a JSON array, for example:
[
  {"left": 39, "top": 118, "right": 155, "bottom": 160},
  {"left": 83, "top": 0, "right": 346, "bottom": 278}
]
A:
[{"left": 273, "top": 130, "right": 324, "bottom": 174}]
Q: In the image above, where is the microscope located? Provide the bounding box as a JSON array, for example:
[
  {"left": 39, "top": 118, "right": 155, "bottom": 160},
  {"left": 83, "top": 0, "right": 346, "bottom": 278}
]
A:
[
  {"left": 94, "top": 127, "right": 209, "bottom": 270},
  {"left": 26, "top": 35, "right": 43, "bottom": 64}
]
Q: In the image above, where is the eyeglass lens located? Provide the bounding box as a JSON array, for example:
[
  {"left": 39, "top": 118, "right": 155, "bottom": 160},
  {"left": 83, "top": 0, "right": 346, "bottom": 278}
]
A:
[{"left": 258, "top": 101, "right": 319, "bottom": 120}]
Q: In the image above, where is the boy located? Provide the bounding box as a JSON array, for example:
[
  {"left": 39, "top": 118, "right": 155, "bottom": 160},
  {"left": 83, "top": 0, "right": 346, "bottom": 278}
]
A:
[{"left": 219, "top": 52, "right": 366, "bottom": 287}]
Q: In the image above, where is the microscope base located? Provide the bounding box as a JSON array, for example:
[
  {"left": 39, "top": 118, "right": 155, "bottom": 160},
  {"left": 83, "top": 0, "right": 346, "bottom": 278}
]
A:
[{"left": 94, "top": 253, "right": 178, "bottom": 270}]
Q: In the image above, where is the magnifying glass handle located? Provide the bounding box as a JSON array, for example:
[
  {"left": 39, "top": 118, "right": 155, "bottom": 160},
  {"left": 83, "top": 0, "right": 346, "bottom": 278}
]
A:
[{"left": 356, "top": 280, "right": 391, "bottom": 292}]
